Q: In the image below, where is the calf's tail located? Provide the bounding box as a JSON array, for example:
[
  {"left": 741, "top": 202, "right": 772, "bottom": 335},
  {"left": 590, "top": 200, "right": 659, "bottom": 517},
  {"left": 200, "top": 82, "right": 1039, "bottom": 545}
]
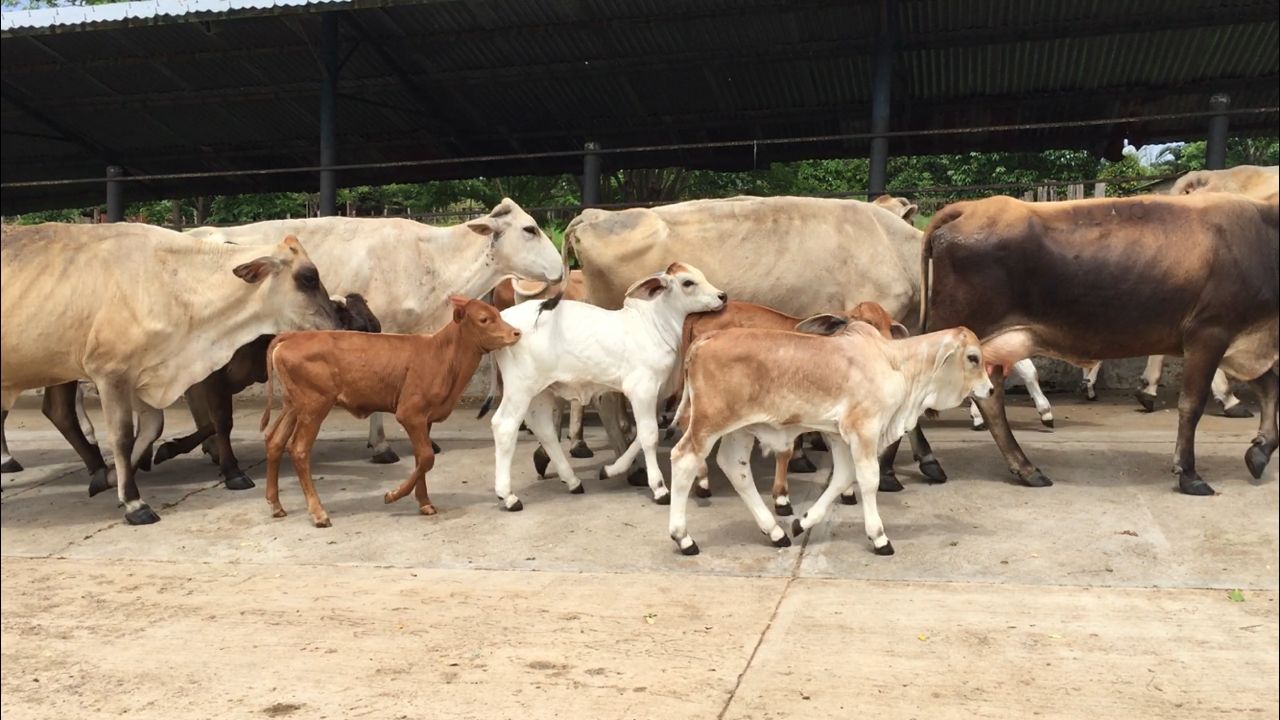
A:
[
  {"left": 477, "top": 360, "right": 503, "bottom": 419},
  {"left": 259, "top": 336, "right": 285, "bottom": 433}
]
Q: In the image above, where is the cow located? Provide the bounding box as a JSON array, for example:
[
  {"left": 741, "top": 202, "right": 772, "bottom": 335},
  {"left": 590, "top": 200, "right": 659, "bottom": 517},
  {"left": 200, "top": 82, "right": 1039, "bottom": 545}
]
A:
[
  {"left": 921, "top": 193, "right": 1279, "bottom": 496},
  {"left": 667, "top": 321, "right": 993, "bottom": 555},
  {"left": 187, "top": 198, "right": 563, "bottom": 465},
  {"left": 260, "top": 297, "right": 520, "bottom": 527},
  {"left": 486, "top": 263, "right": 726, "bottom": 510},
  {"left": 1, "top": 223, "right": 340, "bottom": 524}
]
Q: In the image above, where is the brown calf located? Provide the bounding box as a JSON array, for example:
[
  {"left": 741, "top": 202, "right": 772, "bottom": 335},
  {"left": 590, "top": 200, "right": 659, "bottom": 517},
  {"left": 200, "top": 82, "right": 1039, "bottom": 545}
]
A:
[{"left": 261, "top": 297, "right": 521, "bottom": 527}]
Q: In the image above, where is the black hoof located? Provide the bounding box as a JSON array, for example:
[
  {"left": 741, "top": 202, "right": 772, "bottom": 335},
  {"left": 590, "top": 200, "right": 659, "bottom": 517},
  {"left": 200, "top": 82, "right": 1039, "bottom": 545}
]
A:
[
  {"left": 694, "top": 483, "right": 712, "bottom": 498},
  {"left": 223, "top": 474, "right": 255, "bottom": 491},
  {"left": 879, "top": 473, "right": 904, "bottom": 492},
  {"left": 680, "top": 541, "right": 700, "bottom": 556},
  {"left": 787, "top": 455, "right": 818, "bottom": 474},
  {"left": 370, "top": 448, "right": 400, "bottom": 464},
  {"left": 1086, "top": 391, "right": 1098, "bottom": 402},
  {"left": 971, "top": 422, "right": 987, "bottom": 432},
  {"left": 87, "top": 470, "right": 112, "bottom": 497},
  {"left": 654, "top": 493, "right": 671, "bottom": 505},
  {"left": 136, "top": 449, "right": 152, "bottom": 473},
  {"left": 919, "top": 459, "right": 948, "bottom": 483},
  {"left": 533, "top": 446, "right": 550, "bottom": 478},
  {"left": 597, "top": 466, "right": 610, "bottom": 481},
  {"left": 152, "top": 442, "right": 178, "bottom": 466},
  {"left": 627, "top": 467, "right": 648, "bottom": 487},
  {"left": 570, "top": 483, "right": 585, "bottom": 495},
  {"left": 809, "top": 435, "right": 829, "bottom": 452},
  {"left": 791, "top": 518, "right": 805, "bottom": 536},
  {"left": 873, "top": 541, "right": 896, "bottom": 556},
  {"left": 124, "top": 505, "right": 161, "bottom": 525},
  {"left": 432, "top": 441, "right": 442, "bottom": 453},
  {"left": 1133, "top": 390, "right": 1156, "bottom": 413},
  {"left": 1041, "top": 417, "right": 1055, "bottom": 429},
  {"left": 1178, "top": 474, "right": 1215, "bottom": 496},
  {"left": 771, "top": 532, "right": 792, "bottom": 548},
  {"left": 657, "top": 415, "right": 672, "bottom": 430},
  {"left": 1023, "top": 469, "right": 1053, "bottom": 488},
  {"left": 1245, "top": 442, "right": 1273, "bottom": 480},
  {"left": 569, "top": 441, "right": 594, "bottom": 459},
  {"left": 839, "top": 493, "right": 858, "bottom": 506},
  {"left": 506, "top": 499, "right": 524, "bottom": 512},
  {"left": 1223, "top": 404, "right": 1254, "bottom": 419},
  {"left": 1, "top": 458, "right": 23, "bottom": 473},
  {"left": 774, "top": 502, "right": 793, "bottom": 516}
]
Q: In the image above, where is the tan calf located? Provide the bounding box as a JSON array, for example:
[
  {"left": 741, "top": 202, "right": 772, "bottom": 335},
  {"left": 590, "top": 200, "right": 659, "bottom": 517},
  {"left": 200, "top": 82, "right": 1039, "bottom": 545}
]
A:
[{"left": 261, "top": 297, "right": 521, "bottom": 527}]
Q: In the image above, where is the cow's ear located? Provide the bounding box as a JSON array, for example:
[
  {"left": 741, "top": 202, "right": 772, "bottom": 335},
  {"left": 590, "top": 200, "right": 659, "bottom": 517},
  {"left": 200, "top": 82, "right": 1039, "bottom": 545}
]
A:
[
  {"left": 889, "top": 322, "right": 911, "bottom": 339},
  {"left": 794, "top": 314, "right": 849, "bottom": 336},
  {"left": 900, "top": 203, "right": 919, "bottom": 222},
  {"left": 466, "top": 218, "right": 496, "bottom": 237},
  {"left": 233, "top": 256, "right": 285, "bottom": 284},
  {"left": 624, "top": 275, "right": 668, "bottom": 299},
  {"left": 280, "top": 234, "right": 304, "bottom": 255}
]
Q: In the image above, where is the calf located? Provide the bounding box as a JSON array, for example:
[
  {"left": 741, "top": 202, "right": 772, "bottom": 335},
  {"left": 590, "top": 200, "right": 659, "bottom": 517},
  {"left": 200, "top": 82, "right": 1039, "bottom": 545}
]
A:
[
  {"left": 668, "top": 321, "right": 992, "bottom": 555},
  {"left": 261, "top": 297, "right": 519, "bottom": 527},
  {"left": 487, "top": 263, "right": 725, "bottom": 509}
]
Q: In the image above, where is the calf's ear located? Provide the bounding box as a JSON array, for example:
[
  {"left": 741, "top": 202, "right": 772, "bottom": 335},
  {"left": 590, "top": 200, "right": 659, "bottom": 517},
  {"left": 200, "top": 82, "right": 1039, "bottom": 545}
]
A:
[
  {"left": 449, "top": 295, "right": 469, "bottom": 323},
  {"left": 624, "top": 275, "right": 668, "bottom": 299},
  {"left": 794, "top": 314, "right": 849, "bottom": 336},
  {"left": 890, "top": 322, "right": 911, "bottom": 339},
  {"left": 233, "top": 256, "right": 285, "bottom": 284},
  {"left": 466, "top": 218, "right": 496, "bottom": 237}
]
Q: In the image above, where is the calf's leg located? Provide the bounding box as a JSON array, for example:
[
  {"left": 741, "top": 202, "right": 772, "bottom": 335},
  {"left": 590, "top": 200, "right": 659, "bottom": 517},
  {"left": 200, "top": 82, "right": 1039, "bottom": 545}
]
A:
[
  {"left": 525, "top": 392, "right": 584, "bottom": 493},
  {"left": 1244, "top": 370, "right": 1278, "bottom": 480},
  {"left": 491, "top": 393, "right": 534, "bottom": 511},
  {"left": 384, "top": 416, "right": 439, "bottom": 515},
  {"left": 974, "top": 364, "right": 1052, "bottom": 487},
  {"left": 1214, "top": 369, "right": 1251, "bottom": 418},
  {"left": 1136, "top": 356, "right": 1164, "bottom": 412},
  {"left": 787, "top": 436, "right": 818, "bottom": 473},
  {"left": 264, "top": 408, "right": 297, "bottom": 518},
  {"left": 791, "top": 433, "right": 857, "bottom": 537},
  {"left": 719, "top": 431, "right": 790, "bottom": 547},
  {"left": 668, "top": 432, "right": 713, "bottom": 555},
  {"left": 287, "top": 413, "right": 331, "bottom": 527},
  {"left": 772, "top": 448, "right": 794, "bottom": 515},
  {"left": 630, "top": 391, "right": 670, "bottom": 503},
  {"left": 568, "top": 401, "right": 593, "bottom": 458},
  {"left": 794, "top": 433, "right": 893, "bottom": 554},
  {"left": 367, "top": 412, "right": 399, "bottom": 464},
  {"left": 1080, "top": 362, "right": 1101, "bottom": 401}
]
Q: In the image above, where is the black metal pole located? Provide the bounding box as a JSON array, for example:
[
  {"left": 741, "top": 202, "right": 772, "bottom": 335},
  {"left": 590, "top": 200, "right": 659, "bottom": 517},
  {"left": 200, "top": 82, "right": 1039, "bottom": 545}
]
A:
[
  {"left": 105, "top": 165, "right": 124, "bottom": 221},
  {"left": 318, "top": 13, "right": 339, "bottom": 216},
  {"left": 582, "top": 141, "right": 602, "bottom": 207},
  {"left": 867, "top": 0, "right": 896, "bottom": 198},
  {"left": 1205, "top": 94, "right": 1230, "bottom": 171}
]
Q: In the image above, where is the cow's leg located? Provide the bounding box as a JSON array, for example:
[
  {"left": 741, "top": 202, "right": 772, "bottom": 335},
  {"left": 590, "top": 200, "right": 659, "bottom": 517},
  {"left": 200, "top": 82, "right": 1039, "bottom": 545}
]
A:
[
  {"left": 908, "top": 427, "right": 946, "bottom": 483},
  {"left": 719, "top": 431, "right": 790, "bottom": 547},
  {"left": 1171, "top": 339, "right": 1229, "bottom": 496},
  {"left": 1244, "top": 370, "right": 1279, "bottom": 479},
  {"left": 0, "top": 407, "right": 20, "bottom": 474},
  {"left": 205, "top": 375, "right": 253, "bottom": 490},
  {"left": 974, "top": 364, "right": 1051, "bottom": 487},
  {"left": 526, "top": 393, "right": 584, "bottom": 494},
  {"left": 531, "top": 399, "right": 566, "bottom": 478},
  {"left": 154, "top": 387, "right": 215, "bottom": 466},
  {"left": 568, "top": 400, "right": 593, "bottom": 458},
  {"left": 367, "top": 412, "right": 399, "bottom": 464},
  {"left": 1012, "top": 359, "right": 1054, "bottom": 428},
  {"left": 491, "top": 392, "right": 534, "bottom": 511},
  {"left": 1136, "top": 356, "right": 1164, "bottom": 412},
  {"left": 42, "top": 382, "right": 112, "bottom": 495},
  {"left": 264, "top": 408, "right": 297, "bottom": 518},
  {"left": 383, "top": 415, "right": 438, "bottom": 515},
  {"left": 668, "top": 430, "right": 714, "bottom": 555},
  {"left": 131, "top": 406, "right": 165, "bottom": 475},
  {"left": 877, "top": 439, "right": 903, "bottom": 494},
  {"left": 1213, "top": 369, "right": 1252, "bottom": 418},
  {"left": 74, "top": 384, "right": 98, "bottom": 446},
  {"left": 791, "top": 433, "right": 857, "bottom": 538},
  {"left": 287, "top": 412, "right": 331, "bottom": 527},
  {"left": 595, "top": 393, "right": 631, "bottom": 458},
  {"left": 97, "top": 381, "right": 159, "bottom": 525},
  {"left": 968, "top": 399, "right": 986, "bottom": 431},
  {"left": 601, "top": 436, "right": 646, "bottom": 484},
  {"left": 772, "top": 448, "right": 794, "bottom": 515},
  {"left": 1080, "top": 362, "right": 1101, "bottom": 401},
  {"left": 787, "top": 436, "right": 818, "bottom": 474}
]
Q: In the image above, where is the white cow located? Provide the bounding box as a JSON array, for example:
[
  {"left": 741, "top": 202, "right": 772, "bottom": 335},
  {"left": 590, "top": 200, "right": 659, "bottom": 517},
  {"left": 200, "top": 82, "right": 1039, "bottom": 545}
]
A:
[
  {"left": 187, "top": 198, "right": 563, "bottom": 463},
  {"left": 487, "top": 263, "right": 726, "bottom": 510},
  {"left": 1, "top": 224, "right": 339, "bottom": 524}
]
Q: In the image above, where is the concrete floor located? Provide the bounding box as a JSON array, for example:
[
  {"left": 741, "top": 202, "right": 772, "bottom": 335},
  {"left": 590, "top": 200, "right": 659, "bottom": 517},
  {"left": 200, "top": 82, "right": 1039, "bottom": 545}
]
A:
[{"left": 2, "top": 391, "right": 1277, "bottom": 719}]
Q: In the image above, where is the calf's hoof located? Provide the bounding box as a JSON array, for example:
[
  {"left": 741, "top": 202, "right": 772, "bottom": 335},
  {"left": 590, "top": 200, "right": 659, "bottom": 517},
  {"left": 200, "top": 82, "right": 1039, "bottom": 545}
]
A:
[
  {"left": 771, "top": 532, "right": 792, "bottom": 549},
  {"left": 432, "top": 441, "right": 443, "bottom": 454},
  {"left": 971, "top": 422, "right": 987, "bottom": 432},
  {"left": 502, "top": 497, "right": 524, "bottom": 512},
  {"left": 787, "top": 455, "right": 818, "bottom": 474},
  {"left": 1245, "top": 442, "right": 1272, "bottom": 480},
  {"left": 1040, "top": 417, "right": 1055, "bottom": 430},
  {"left": 1022, "top": 469, "right": 1053, "bottom": 488},
  {"left": 570, "top": 483, "right": 585, "bottom": 495},
  {"left": 1223, "top": 403, "right": 1254, "bottom": 419},
  {"left": 873, "top": 541, "right": 896, "bottom": 556},
  {"left": 1133, "top": 390, "right": 1156, "bottom": 413},
  {"left": 878, "top": 473, "right": 904, "bottom": 493},
  {"left": 653, "top": 492, "right": 671, "bottom": 505},
  {"left": 627, "top": 467, "right": 648, "bottom": 487},
  {"left": 533, "top": 446, "right": 550, "bottom": 478},
  {"left": 694, "top": 483, "right": 712, "bottom": 499},
  {"left": 0, "top": 458, "right": 22, "bottom": 473},
  {"left": 569, "top": 441, "right": 594, "bottom": 459},
  {"left": 596, "top": 466, "right": 610, "bottom": 481},
  {"left": 419, "top": 504, "right": 438, "bottom": 516},
  {"left": 152, "top": 442, "right": 178, "bottom": 466},
  {"left": 839, "top": 493, "right": 858, "bottom": 506},
  {"left": 790, "top": 518, "right": 806, "bottom": 537},
  {"left": 223, "top": 474, "right": 255, "bottom": 491},
  {"left": 679, "top": 540, "right": 701, "bottom": 556},
  {"left": 313, "top": 517, "right": 333, "bottom": 528},
  {"left": 1178, "top": 473, "right": 1215, "bottom": 496},
  {"left": 919, "top": 459, "right": 948, "bottom": 484},
  {"left": 124, "top": 504, "right": 161, "bottom": 525},
  {"left": 370, "top": 448, "right": 400, "bottom": 464},
  {"left": 809, "top": 435, "right": 829, "bottom": 452},
  {"left": 87, "top": 469, "right": 112, "bottom": 497},
  {"left": 1086, "top": 391, "right": 1098, "bottom": 402},
  {"left": 774, "top": 501, "right": 793, "bottom": 516}
]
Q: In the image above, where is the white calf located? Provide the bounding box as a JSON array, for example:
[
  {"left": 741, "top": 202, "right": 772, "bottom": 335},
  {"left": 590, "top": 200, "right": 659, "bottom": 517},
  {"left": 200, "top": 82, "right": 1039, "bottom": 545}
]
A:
[{"left": 488, "top": 263, "right": 726, "bottom": 510}]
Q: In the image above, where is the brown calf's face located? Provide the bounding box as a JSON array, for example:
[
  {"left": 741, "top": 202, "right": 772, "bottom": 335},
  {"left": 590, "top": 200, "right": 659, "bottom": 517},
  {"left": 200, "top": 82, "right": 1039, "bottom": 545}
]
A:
[
  {"left": 232, "top": 235, "right": 340, "bottom": 331},
  {"left": 931, "top": 328, "right": 994, "bottom": 409},
  {"left": 450, "top": 296, "right": 522, "bottom": 351}
]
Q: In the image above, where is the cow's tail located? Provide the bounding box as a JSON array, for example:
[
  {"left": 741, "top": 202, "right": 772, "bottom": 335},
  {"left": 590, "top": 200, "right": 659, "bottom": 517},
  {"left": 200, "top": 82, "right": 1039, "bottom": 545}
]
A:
[
  {"left": 259, "top": 336, "right": 286, "bottom": 433},
  {"left": 918, "top": 204, "right": 966, "bottom": 333}
]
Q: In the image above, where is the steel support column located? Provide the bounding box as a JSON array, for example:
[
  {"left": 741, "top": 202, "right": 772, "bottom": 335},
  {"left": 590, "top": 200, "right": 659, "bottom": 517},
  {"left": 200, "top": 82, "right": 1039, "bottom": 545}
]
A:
[
  {"left": 105, "top": 165, "right": 124, "bottom": 221},
  {"left": 582, "top": 141, "right": 602, "bottom": 207},
  {"left": 318, "top": 13, "right": 339, "bottom": 217},
  {"left": 1205, "top": 93, "right": 1230, "bottom": 170},
  {"left": 867, "top": 0, "right": 896, "bottom": 198}
]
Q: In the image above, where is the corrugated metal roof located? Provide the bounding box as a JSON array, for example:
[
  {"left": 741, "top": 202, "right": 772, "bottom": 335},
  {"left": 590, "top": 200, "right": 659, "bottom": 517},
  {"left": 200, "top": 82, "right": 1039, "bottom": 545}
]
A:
[{"left": 2, "top": 0, "right": 1277, "bottom": 212}]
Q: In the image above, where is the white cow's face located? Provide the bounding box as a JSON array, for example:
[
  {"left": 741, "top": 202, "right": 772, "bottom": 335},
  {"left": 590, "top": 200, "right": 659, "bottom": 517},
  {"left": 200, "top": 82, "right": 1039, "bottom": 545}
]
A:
[
  {"left": 624, "top": 262, "right": 726, "bottom": 314},
  {"left": 466, "top": 198, "right": 563, "bottom": 285},
  {"left": 233, "top": 235, "right": 340, "bottom": 332}
]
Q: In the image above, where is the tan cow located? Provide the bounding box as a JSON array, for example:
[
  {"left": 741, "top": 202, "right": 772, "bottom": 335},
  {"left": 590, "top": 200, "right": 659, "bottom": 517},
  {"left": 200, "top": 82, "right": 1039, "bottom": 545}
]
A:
[
  {"left": 667, "top": 321, "right": 992, "bottom": 555},
  {"left": 1, "top": 223, "right": 339, "bottom": 524},
  {"left": 1172, "top": 165, "right": 1279, "bottom": 202}
]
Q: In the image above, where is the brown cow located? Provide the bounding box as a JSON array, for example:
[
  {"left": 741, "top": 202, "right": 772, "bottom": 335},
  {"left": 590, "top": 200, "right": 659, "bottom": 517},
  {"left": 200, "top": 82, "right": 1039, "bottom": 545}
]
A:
[
  {"left": 922, "top": 193, "right": 1279, "bottom": 495},
  {"left": 261, "top": 297, "right": 521, "bottom": 527}
]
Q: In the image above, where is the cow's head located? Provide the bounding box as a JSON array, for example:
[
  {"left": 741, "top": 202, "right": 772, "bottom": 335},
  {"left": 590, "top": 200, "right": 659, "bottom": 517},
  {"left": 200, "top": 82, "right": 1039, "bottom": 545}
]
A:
[
  {"left": 624, "top": 262, "right": 726, "bottom": 314},
  {"left": 450, "top": 296, "right": 522, "bottom": 351},
  {"left": 1171, "top": 170, "right": 1214, "bottom": 196},
  {"left": 872, "top": 195, "right": 919, "bottom": 225},
  {"left": 928, "top": 327, "right": 993, "bottom": 407},
  {"left": 331, "top": 293, "right": 382, "bottom": 333},
  {"left": 465, "top": 198, "right": 563, "bottom": 285},
  {"left": 233, "top": 235, "right": 340, "bottom": 331}
]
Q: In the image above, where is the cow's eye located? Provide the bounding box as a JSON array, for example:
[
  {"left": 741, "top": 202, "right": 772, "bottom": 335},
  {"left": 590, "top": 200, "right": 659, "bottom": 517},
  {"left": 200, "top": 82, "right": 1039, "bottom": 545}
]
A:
[
  {"left": 294, "top": 267, "right": 320, "bottom": 290},
  {"left": 681, "top": 279, "right": 695, "bottom": 288},
  {"left": 967, "top": 353, "right": 980, "bottom": 364},
  {"left": 523, "top": 225, "right": 537, "bottom": 234}
]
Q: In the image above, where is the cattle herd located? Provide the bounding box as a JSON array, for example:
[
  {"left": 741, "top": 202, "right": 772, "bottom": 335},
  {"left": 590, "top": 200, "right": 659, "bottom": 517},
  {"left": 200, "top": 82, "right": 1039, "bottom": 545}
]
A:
[{"left": 0, "top": 165, "right": 1276, "bottom": 556}]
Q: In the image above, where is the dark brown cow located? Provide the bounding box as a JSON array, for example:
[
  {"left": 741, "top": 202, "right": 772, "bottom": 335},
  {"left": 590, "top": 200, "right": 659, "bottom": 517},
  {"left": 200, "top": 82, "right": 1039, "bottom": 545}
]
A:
[{"left": 922, "top": 193, "right": 1279, "bottom": 495}]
